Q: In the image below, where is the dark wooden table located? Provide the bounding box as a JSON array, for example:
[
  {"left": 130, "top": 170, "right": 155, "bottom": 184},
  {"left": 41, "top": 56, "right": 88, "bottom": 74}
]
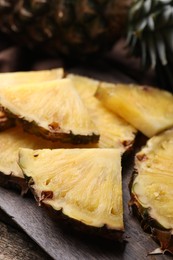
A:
[{"left": 0, "top": 220, "right": 51, "bottom": 259}]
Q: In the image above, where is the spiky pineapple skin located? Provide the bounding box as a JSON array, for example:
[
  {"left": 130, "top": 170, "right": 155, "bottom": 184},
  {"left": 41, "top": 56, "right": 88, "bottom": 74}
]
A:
[{"left": 0, "top": 0, "right": 131, "bottom": 56}]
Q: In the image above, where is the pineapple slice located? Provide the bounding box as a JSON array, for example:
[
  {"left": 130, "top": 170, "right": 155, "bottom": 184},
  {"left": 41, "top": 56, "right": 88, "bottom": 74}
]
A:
[
  {"left": 19, "top": 148, "right": 124, "bottom": 239},
  {"left": 0, "top": 125, "right": 98, "bottom": 193},
  {"left": 0, "top": 126, "right": 69, "bottom": 193},
  {"left": 68, "top": 74, "right": 136, "bottom": 152},
  {"left": 0, "top": 68, "right": 64, "bottom": 130},
  {"left": 130, "top": 129, "right": 173, "bottom": 254},
  {"left": 96, "top": 83, "right": 173, "bottom": 137},
  {"left": 0, "top": 78, "right": 99, "bottom": 144},
  {"left": 67, "top": 74, "right": 98, "bottom": 98},
  {"left": 0, "top": 68, "right": 64, "bottom": 86}
]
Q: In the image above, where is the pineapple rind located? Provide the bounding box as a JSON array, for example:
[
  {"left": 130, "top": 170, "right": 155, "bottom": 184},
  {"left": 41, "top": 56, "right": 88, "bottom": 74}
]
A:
[
  {"left": 68, "top": 74, "right": 136, "bottom": 151},
  {"left": 19, "top": 148, "right": 124, "bottom": 231},
  {"left": 96, "top": 83, "right": 173, "bottom": 137},
  {"left": 0, "top": 78, "right": 99, "bottom": 143}
]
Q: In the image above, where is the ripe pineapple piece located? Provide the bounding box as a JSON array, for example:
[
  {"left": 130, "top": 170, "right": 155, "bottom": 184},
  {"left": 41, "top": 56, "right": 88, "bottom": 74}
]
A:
[
  {"left": 0, "top": 126, "right": 68, "bottom": 193},
  {"left": 0, "top": 125, "right": 98, "bottom": 193},
  {"left": 19, "top": 148, "right": 124, "bottom": 239},
  {"left": 0, "top": 78, "right": 99, "bottom": 144},
  {"left": 96, "top": 83, "right": 173, "bottom": 138},
  {"left": 130, "top": 129, "right": 173, "bottom": 254},
  {"left": 0, "top": 68, "right": 64, "bottom": 86},
  {"left": 0, "top": 68, "right": 64, "bottom": 131},
  {"left": 68, "top": 74, "right": 137, "bottom": 152}
]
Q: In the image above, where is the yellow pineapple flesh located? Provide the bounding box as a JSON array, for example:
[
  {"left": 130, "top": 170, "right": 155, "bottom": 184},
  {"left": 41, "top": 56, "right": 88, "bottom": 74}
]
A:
[
  {"left": 0, "top": 78, "right": 99, "bottom": 144},
  {"left": 0, "top": 68, "right": 64, "bottom": 86},
  {"left": 0, "top": 68, "right": 64, "bottom": 130},
  {"left": 19, "top": 148, "right": 124, "bottom": 238},
  {"left": 131, "top": 129, "right": 173, "bottom": 253},
  {"left": 68, "top": 74, "right": 137, "bottom": 152},
  {"left": 96, "top": 83, "right": 173, "bottom": 137},
  {"left": 0, "top": 124, "right": 99, "bottom": 193},
  {"left": 0, "top": 126, "right": 71, "bottom": 180}
]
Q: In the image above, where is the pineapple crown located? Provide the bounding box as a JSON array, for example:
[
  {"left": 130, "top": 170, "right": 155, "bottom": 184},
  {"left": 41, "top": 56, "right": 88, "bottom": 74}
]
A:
[{"left": 127, "top": 0, "right": 173, "bottom": 90}]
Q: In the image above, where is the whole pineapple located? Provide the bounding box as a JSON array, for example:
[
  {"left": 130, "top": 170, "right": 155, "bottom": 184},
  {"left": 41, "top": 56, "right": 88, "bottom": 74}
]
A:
[
  {"left": 0, "top": 0, "right": 131, "bottom": 56},
  {"left": 0, "top": 0, "right": 173, "bottom": 89}
]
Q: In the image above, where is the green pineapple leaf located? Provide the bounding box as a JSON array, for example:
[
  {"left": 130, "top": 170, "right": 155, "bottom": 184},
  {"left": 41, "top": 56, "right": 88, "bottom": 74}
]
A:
[{"left": 127, "top": 0, "right": 173, "bottom": 91}]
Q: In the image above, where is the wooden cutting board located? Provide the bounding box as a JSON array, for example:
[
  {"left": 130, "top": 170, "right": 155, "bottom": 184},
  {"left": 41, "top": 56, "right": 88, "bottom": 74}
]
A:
[{"left": 0, "top": 61, "right": 172, "bottom": 260}]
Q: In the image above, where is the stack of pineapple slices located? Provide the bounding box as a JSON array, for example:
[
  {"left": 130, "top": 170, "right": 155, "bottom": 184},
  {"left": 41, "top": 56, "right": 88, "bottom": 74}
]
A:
[{"left": 0, "top": 68, "right": 173, "bottom": 249}]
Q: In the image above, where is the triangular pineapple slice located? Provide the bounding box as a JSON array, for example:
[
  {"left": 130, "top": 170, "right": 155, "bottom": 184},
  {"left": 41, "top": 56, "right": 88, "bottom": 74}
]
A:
[
  {"left": 0, "top": 126, "right": 64, "bottom": 179},
  {"left": 0, "top": 78, "right": 99, "bottom": 144},
  {"left": 0, "top": 126, "right": 98, "bottom": 193},
  {"left": 130, "top": 129, "right": 173, "bottom": 254},
  {"left": 0, "top": 68, "right": 64, "bottom": 131},
  {"left": 96, "top": 83, "right": 173, "bottom": 137},
  {"left": 19, "top": 148, "right": 124, "bottom": 238},
  {"left": 0, "top": 68, "right": 64, "bottom": 86},
  {"left": 68, "top": 74, "right": 136, "bottom": 152},
  {"left": 0, "top": 126, "right": 67, "bottom": 193}
]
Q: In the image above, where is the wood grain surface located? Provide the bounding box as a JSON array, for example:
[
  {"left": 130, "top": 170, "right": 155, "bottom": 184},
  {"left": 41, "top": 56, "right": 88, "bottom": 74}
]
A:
[{"left": 0, "top": 221, "right": 52, "bottom": 260}]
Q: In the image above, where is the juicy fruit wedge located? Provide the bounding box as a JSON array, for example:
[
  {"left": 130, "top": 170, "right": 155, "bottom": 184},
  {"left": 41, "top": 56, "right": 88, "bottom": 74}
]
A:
[
  {"left": 67, "top": 74, "right": 99, "bottom": 98},
  {"left": 96, "top": 83, "right": 173, "bottom": 138},
  {"left": 130, "top": 129, "right": 173, "bottom": 254},
  {"left": 0, "top": 78, "right": 99, "bottom": 144},
  {"left": 19, "top": 148, "right": 124, "bottom": 238},
  {"left": 0, "top": 126, "right": 79, "bottom": 193},
  {"left": 0, "top": 68, "right": 64, "bottom": 130},
  {"left": 0, "top": 68, "right": 64, "bottom": 86},
  {"left": 68, "top": 74, "right": 136, "bottom": 152}
]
